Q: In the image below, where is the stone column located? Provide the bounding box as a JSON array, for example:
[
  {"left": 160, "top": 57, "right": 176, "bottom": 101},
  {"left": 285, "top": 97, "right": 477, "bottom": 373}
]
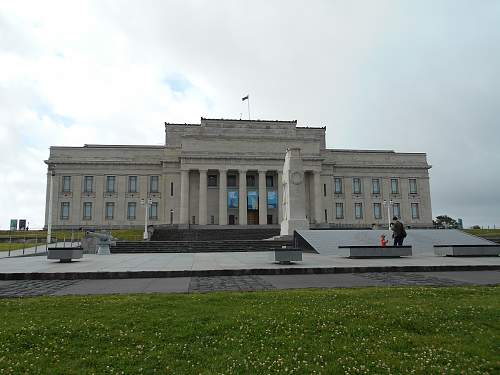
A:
[
  {"left": 277, "top": 170, "right": 283, "bottom": 224},
  {"left": 218, "top": 169, "right": 227, "bottom": 225},
  {"left": 198, "top": 169, "right": 207, "bottom": 225},
  {"left": 179, "top": 170, "right": 189, "bottom": 224},
  {"left": 239, "top": 169, "right": 247, "bottom": 225},
  {"left": 313, "top": 170, "right": 322, "bottom": 223},
  {"left": 258, "top": 170, "right": 267, "bottom": 225}
]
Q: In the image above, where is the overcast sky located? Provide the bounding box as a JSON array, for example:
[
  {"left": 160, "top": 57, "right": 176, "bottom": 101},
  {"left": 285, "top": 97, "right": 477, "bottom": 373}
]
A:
[{"left": 1, "top": 0, "right": 499, "bottom": 229}]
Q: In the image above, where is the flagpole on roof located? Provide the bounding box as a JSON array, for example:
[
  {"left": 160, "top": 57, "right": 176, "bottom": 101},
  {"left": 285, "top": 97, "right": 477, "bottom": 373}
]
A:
[{"left": 242, "top": 94, "right": 250, "bottom": 120}]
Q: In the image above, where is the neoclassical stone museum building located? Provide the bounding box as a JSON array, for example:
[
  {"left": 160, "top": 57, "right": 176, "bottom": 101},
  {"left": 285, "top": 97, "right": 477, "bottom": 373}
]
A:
[{"left": 44, "top": 118, "right": 433, "bottom": 229}]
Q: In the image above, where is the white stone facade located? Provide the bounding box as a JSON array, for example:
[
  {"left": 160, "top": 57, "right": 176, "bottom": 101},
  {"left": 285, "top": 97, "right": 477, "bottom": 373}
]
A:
[{"left": 44, "top": 118, "right": 433, "bottom": 229}]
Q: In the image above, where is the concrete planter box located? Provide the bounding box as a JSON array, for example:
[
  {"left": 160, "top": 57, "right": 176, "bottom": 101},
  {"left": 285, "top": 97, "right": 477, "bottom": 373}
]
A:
[
  {"left": 339, "top": 246, "right": 412, "bottom": 258},
  {"left": 434, "top": 245, "right": 500, "bottom": 257},
  {"left": 271, "top": 248, "right": 303, "bottom": 264},
  {"left": 47, "top": 248, "right": 83, "bottom": 263}
]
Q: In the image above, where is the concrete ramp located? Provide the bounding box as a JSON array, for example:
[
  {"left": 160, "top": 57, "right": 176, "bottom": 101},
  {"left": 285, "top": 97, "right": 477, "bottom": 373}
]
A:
[{"left": 295, "top": 229, "right": 496, "bottom": 256}]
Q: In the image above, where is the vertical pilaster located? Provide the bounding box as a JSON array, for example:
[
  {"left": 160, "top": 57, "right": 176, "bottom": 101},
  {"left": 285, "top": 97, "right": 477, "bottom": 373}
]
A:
[
  {"left": 239, "top": 169, "right": 247, "bottom": 225},
  {"left": 258, "top": 170, "right": 267, "bottom": 225},
  {"left": 218, "top": 169, "right": 227, "bottom": 225},
  {"left": 179, "top": 170, "right": 189, "bottom": 224},
  {"left": 313, "top": 170, "right": 322, "bottom": 223},
  {"left": 198, "top": 169, "right": 207, "bottom": 225},
  {"left": 278, "top": 170, "right": 283, "bottom": 224}
]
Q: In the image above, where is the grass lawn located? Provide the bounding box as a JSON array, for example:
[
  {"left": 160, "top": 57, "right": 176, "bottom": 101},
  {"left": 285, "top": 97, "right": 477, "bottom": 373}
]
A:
[
  {"left": 464, "top": 229, "right": 500, "bottom": 239},
  {"left": 0, "top": 287, "right": 498, "bottom": 374},
  {"left": 0, "top": 243, "right": 40, "bottom": 252},
  {"left": 0, "top": 229, "right": 143, "bottom": 242}
]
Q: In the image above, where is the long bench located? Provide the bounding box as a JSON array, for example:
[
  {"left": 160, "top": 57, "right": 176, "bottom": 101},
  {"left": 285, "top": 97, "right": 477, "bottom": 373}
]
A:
[
  {"left": 47, "top": 247, "right": 83, "bottom": 263},
  {"left": 434, "top": 244, "right": 500, "bottom": 257},
  {"left": 338, "top": 245, "right": 412, "bottom": 258}
]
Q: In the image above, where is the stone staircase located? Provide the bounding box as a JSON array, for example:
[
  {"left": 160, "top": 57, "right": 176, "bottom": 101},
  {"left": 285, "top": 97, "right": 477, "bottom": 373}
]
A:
[
  {"left": 111, "top": 239, "right": 291, "bottom": 254},
  {"left": 150, "top": 227, "right": 281, "bottom": 241}
]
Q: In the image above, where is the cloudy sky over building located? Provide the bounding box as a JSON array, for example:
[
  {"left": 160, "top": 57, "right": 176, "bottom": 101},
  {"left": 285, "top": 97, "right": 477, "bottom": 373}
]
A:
[{"left": 1, "top": 0, "right": 499, "bottom": 229}]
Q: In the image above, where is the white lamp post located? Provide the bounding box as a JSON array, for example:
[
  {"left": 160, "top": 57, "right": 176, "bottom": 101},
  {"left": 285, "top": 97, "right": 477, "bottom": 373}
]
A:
[
  {"left": 383, "top": 199, "right": 393, "bottom": 230},
  {"left": 47, "top": 165, "right": 56, "bottom": 244},
  {"left": 142, "top": 198, "right": 152, "bottom": 240}
]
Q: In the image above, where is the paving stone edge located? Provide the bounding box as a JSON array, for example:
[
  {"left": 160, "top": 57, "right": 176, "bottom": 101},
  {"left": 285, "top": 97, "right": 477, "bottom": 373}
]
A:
[{"left": 1, "top": 265, "right": 499, "bottom": 280}]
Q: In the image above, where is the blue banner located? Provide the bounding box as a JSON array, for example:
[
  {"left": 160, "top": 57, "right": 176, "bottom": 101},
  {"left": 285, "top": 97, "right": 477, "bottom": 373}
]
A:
[
  {"left": 267, "top": 191, "right": 277, "bottom": 208},
  {"left": 228, "top": 191, "right": 238, "bottom": 208},
  {"left": 247, "top": 191, "right": 258, "bottom": 210}
]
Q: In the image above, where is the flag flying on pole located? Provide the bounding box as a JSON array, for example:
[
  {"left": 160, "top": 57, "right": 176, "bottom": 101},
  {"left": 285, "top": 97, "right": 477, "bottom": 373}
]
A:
[{"left": 242, "top": 95, "right": 249, "bottom": 101}]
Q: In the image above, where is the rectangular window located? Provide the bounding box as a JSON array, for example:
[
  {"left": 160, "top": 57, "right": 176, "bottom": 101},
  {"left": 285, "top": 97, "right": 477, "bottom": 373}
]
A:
[
  {"left": 149, "top": 202, "right": 158, "bottom": 220},
  {"left": 83, "top": 202, "right": 92, "bottom": 220},
  {"left": 373, "top": 203, "right": 382, "bottom": 219},
  {"left": 150, "top": 176, "right": 159, "bottom": 193},
  {"left": 266, "top": 175, "right": 274, "bottom": 188},
  {"left": 62, "top": 176, "right": 71, "bottom": 193},
  {"left": 353, "top": 178, "right": 361, "bottom": 194},
  {"left": 372, "top": 178, "right": 380, "bottom": 194},
  {"left": 105, "top": 202, "right": 114, "bottom": 220},
  {"left": 355, "top": 203, "right": 363, "bottom": 219},
  {"left": 392, "top": 203, "right": 401, "bottom": 219},
  {"left": 324, "top": 209, "right": 328, "bottom": 222},
  {"left": 227, "top": 175, "right": 237, "bottom": 187},
  {"left": 323, "top": 184, "right": 327, "bottom": 196},
  {"left": 334, "top": 178, "right": 343, "bottom": 194},
  {"left": 106, "top": 176, "right": 115, "bottom": 193},
  {"left": 128, "top": 176, "right": 138, "bottom": 193},
  {"left": 409, "top": 178, "right": 417, "bottom": 194},
  {"left": 83, "top": 176, "right": 93, "bottom": 193},
  {"left": 246, "top": 175, "right": 256, "bottom": 187},
  {"left": 210, "top": 215, "right": 215, "bottom": 225},
  {"left": 391, "top": 178, "right": 399, "bottom": 194},
  {"left": 60, "top": 202, "right": 70, "bottom": 220},
  {"left": 127, "top": 202, "right": 136, "bottom": 220},
  {"left": 411, "top": 203, "right": 419, "bottom": 219},
  {"left": 208, "top": 174, "right": 218, "bottom": 187},
  {"left": 170, "top": 210, "right": 174, "bottom": 224},
  {"left": 335, "top": 203, "right": 344, "bottom": 219},
  {"left": 170, "top": 182, "right": 174, "bottom": 197}
]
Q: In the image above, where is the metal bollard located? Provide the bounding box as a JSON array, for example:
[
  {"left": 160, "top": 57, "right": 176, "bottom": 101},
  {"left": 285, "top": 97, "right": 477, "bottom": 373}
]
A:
[
  {"left": 23, "top": 237, "right": 26, "bottom": 255},
  {"left": 35, "top": 236, "right": 38, "bottom": 253}
]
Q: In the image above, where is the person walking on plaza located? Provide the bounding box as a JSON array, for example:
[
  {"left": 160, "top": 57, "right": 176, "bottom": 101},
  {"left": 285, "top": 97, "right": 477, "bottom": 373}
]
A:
[{"left": 391, "top": 217, "right": 406, "bottom": 247}]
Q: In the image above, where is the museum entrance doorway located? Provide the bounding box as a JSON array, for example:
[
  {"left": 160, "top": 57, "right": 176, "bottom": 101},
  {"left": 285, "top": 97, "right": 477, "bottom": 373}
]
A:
[
  {"left": 247, "top": 211, "right": 258, "bottom": 225},
  {"left": 228, "top": 215, "right": 235, "bottom": 225}
]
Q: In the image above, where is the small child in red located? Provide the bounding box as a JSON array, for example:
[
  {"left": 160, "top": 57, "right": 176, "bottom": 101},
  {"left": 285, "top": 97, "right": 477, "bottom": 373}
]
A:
[{"left": 380, "top": 234, "right": 388, "bottom": 247}]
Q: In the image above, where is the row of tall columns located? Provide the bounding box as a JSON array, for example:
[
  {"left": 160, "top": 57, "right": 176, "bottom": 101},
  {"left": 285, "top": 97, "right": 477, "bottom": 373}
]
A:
[{"left": 179, "top": 168, "right": 294, "bottom": 225}]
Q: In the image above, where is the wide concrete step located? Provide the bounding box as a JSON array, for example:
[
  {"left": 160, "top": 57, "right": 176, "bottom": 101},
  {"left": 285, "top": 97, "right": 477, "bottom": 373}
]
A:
[
  {"left": 150, "top": 228, "right": 281, "bottom": 241},
  {"left": 111, "top": 240, "right": 292, "bottom": 253}
]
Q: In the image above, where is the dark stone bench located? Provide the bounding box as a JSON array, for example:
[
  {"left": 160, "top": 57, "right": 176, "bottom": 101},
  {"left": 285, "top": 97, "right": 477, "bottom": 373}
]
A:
[
  {"left": 47, "top": 247, "right": 83, "bottom": 263},
  {"left": 338, "top": 245, "right": 412, "bottom": 258},
  {"left": 271, "top": 247, "right": 303, "bottom": 264},
  {"left": 434, "top": 244, "right": 500, "bottom": 257}
]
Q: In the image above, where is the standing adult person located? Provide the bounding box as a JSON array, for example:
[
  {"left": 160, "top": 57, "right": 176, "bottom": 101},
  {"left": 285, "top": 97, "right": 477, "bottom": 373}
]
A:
[{"left": 391, "top": 216, "right": 406, "bottom": 246}]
